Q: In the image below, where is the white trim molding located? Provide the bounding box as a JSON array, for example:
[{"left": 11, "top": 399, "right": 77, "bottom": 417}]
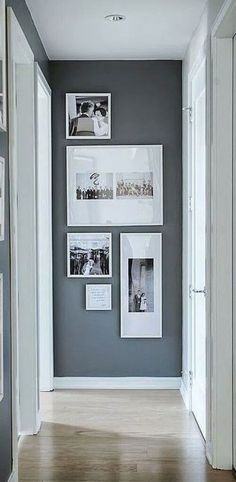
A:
[
  {"left": 8, "top": 472, "right": 17, "bottom": 482},
  {"left": 180, "top": 378, "right": 191, "bottom": 410},
  {"left": 54, "top": 377, "right": 181, "bottom": 390},
  {"left": 208, "top": 17, "right": 234, "bottom": 470}
]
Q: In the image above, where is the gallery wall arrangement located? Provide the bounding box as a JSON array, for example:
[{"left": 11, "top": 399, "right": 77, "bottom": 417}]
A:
[
  {"left": 65, "top": 97, "right": 163, "bottom": 337},
  {"left": 51, "top": 60, "right": 182, "bottom": 377}
]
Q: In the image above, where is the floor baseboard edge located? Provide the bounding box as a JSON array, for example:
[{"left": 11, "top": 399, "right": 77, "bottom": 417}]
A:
[
  {"left": 54, "top": 377, "right": 181, "bottom": 390},
  {"left": 8, "top": 471, "right": 17, "bottom": 482}
]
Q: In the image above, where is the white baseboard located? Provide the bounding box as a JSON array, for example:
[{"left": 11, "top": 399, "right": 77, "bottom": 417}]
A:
[
  {"left": 180, "top": 378, "right": 190, "bottom": 410},
  {"left": 8, "top": 471, "right": 17, "bottom": 482},
  {"left": 54, "top": 377, "right": 181, "bottom": 390}
]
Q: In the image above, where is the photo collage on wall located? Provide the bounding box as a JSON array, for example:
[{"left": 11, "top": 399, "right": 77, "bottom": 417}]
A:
[{"left": 65, "top": 93, "right": 163, "bottom": 337}]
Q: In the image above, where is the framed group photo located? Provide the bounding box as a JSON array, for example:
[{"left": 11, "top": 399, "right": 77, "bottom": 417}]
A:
[
  {"left": 67, "top": 232, "right": 112, "bottom": 278},
  {"left": 67, "top": 145, "right": 163, "bottom": 226},
  {"left": 120, "top": 233, "right": 162, "bottom": 338},
  {"left": 66, "top": 93, "right": 111, "bottom": 139}
]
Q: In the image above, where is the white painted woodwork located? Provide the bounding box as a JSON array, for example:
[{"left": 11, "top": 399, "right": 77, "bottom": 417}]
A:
[
  {"left": 191, "top": 58, "right": 206, "bottom": 438},
  {"left": 8, "top": 5, "right": 39, "bottom": 448},
  {"left": 35, "top": 65, "right": 53, "bottom": 393}
]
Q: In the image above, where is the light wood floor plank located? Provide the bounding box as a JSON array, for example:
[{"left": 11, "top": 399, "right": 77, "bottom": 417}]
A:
[{"left": 19, "top": 390, "right": 235, "bottom": 482}]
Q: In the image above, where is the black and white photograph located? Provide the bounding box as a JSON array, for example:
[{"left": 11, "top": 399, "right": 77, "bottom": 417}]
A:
[
  {"left": 67, "top": 233, "right": 112, "bottom": 278},
  {"left": 128, "top": 258, "right": 154, "bottom": 313},
  {"left": 67, "top": 145, "right": 163, "bottom": 226},
  {"left": 66, "top": 93, "right": 111, "bottom": 139},
  {"left": 0, "top": 0, "right": 6, "bottom": 131},
  {"left": 116, "top": 172, "right": 153, "bottom": 199},
  {"left": 76, "top": 172, "right": 113, "bottom": 200},
  {"left": 120, "top": 233, "right": 162, "bottom": 338}
]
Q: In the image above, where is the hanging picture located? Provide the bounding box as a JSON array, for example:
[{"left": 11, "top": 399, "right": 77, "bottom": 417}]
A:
[
  {"left": 67, "top": 232, "right": 112, "bottom": 278},
  {"left": 0, "top": 0, "right": 6, "bottom": 131},
  {"left": 0, "top": 157, "right": 5, "bottom": 240},
  {"left": 120, "top": 233, "right": 162, "bottom": 338},
  {"left": 86, "top": 284, "right": 112, "bottom": 311},
  {"left": 66, "top": 93, "right": 111, "bottom": 139},
  {"left": 0, "top": 273, "right": 3, "bottom": 401},
  {"left": 67, "top": 145, "right": 163, "bottom": 226}
]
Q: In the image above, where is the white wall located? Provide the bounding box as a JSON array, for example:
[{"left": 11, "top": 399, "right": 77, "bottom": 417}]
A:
[{"left": 182, "top": 0, "right": 225, "bottom": 400}]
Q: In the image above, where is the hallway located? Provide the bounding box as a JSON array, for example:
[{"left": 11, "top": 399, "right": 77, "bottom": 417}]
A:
[{"left": 19, "top": 390, "right": 234, "bottom": 482}]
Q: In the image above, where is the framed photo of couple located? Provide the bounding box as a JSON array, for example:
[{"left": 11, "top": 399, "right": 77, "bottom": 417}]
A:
[
  {"left": 120, "top": 233, "right": 162, "bottom": 338},
  {"left": 66, "top": 93, "right": 111, "bottom": 139},
  {"left": 67, "top": 145, "right": 163, "bottom": 226}
]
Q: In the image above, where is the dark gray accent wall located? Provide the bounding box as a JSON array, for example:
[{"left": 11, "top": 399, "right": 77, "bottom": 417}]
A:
[
  {"left": 50, "top": 61, "right": 182, "bottom": 378},
  {"left": 0, "top": 2, "right": 49, "bottom": 481}
]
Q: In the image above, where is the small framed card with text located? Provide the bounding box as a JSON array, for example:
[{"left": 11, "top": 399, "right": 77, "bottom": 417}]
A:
[{"left": 86, "top": 284, "right": 112, "bottom": 311}]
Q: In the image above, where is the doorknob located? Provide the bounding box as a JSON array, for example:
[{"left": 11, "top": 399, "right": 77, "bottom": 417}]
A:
[{"left": 192, "top": 287, "right": 207, "bottom": 296}]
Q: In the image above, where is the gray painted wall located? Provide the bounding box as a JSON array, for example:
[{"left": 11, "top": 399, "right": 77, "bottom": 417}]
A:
[
  {"left": 0, "top": 2, "right": 49, "bottom": 481},
  {"left": 50, "top": 60, "right": 182, "bottom": 377}
]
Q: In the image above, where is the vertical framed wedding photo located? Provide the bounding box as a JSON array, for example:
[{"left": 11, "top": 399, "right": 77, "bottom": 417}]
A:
[
  {"left": 67, "top": 232, "right": 112, "bottom": 278},
  {"left": 66, "top": 93, "right": 111, "bottom": 139},
  {"left": 0, "top": 157, "right": 5, "bottom": 241},
  {"left": 120, "top": 233, "right": 162, "bottom": 338},
  {"left": 0, "top": 0, "right": 6, "bottom": 131}
]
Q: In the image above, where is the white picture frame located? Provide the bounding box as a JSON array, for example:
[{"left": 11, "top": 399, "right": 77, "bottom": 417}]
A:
[
  {"left": 120, "top": 233, "right": 162, "bottom": 338},
  {"left": 67, "top": 232, "right": 112, "bottom": 278},
  {"left": 0, "top": 0, "right": 6, "bottom": 131},
  {"left": 66, "top": 93, "right": 111, "bottom": 139},
  {"left": 67, "top": 145, "right": 163, "bottom": 226},
  {"left": 0, "top": 273, "right": 3, "bottom": 401},
  {"left": 86, "top": 284, "right": 112, "bottom": 311},
  {"left": 0, "top": 156, "right": 5, "bottom": 240}
]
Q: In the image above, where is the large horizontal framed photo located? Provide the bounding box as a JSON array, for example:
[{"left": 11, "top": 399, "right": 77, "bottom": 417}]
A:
[
  {"left": 66, "top": 93, "right": 111, "bottom": 139},
  {"left": 120, "top": 233, "right": 162, "bottom": 338},
  {"left": 67, "top": 145, "right": 163, "bottom": 226},
  {"left": 0, "top": 0, "right": 6, "bottom": 131},
  {"left": 67, "top": 232, "right": 112, "bottom": 278}
]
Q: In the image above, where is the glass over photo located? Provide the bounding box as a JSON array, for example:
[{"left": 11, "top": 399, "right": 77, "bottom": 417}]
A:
[
  {"left": 128, "top": 258, "right": 154, "bottom": 313},
  {"left": 69, "top": 234, "right": 111, "bottom": 277}
]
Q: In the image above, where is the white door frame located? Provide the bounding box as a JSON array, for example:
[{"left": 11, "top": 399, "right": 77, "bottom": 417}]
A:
[
  {"left": 188, "top": 55, "right": 207, "bottom": 437},
  {"left": 185, "top": 53, "right": 207, "bottom": 416},
  {"left": 184, "top": 0, "right": 234, "bottom": 469},
  {"left": 207, "top": 0, "right": 236, "bottom": 470},
  {"left": 8, "top": 7, "right": 39, "bottom": 481},
  {"left": 35, "top": 64, "right": 53, "bottom": 392}
]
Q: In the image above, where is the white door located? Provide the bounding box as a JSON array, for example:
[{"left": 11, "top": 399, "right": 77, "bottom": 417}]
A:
[
  {"left": 8, "top": 8, "right": 40, "bottom": 437},
  {"left": 35, "top": 65, "right": 53, "bottom": 392},
  {"left": 190, "top": 58, "right": 206, "bottom": 438}
]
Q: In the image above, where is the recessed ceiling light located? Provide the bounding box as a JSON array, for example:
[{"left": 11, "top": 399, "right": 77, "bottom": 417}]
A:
[{"left": 105, "top": 14, "right": 126, "bottom": 22}]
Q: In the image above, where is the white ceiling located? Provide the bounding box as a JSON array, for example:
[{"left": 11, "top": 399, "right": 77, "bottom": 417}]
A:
[{"left": 25, "top": 0, "right": 207, "bottom": 60}]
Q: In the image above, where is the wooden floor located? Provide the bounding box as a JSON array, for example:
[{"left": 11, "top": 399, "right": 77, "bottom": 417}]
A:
[{"left": 19, "top": 390, "right": 235, "bottom": 482}]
